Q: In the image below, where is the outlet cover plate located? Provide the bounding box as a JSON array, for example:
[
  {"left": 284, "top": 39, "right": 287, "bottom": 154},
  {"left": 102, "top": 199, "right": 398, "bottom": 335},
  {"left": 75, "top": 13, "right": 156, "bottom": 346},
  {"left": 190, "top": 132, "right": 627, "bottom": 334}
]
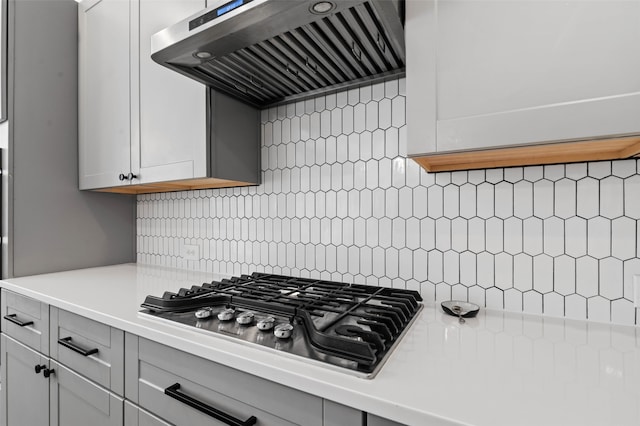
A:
[{"left": 181, "top": 244, "right": 200, "bottom": 261}]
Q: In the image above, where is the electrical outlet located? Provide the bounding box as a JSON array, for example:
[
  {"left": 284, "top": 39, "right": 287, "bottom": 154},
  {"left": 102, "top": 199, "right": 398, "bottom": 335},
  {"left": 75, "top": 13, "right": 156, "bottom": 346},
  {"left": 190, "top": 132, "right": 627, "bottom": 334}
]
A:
[{"left": 181, "top": 244, "right": 200, "bottom": 261}]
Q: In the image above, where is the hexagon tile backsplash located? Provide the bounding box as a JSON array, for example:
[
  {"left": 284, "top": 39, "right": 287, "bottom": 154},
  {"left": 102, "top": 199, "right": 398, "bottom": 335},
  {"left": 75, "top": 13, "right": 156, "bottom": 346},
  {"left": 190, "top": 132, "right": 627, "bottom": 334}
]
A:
[{"left": 137, "top": 78, "right": 640, "bottom": 326}]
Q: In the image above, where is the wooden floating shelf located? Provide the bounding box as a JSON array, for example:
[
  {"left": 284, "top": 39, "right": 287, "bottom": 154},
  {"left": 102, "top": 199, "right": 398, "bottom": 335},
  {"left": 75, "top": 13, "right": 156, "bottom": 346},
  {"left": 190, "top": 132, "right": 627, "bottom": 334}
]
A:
[
  {"left": 411, "top": 136, "right": 640, "bottom": 173},
  {"left": 94, "top": 177, "right": 257, "bottom": 194}
]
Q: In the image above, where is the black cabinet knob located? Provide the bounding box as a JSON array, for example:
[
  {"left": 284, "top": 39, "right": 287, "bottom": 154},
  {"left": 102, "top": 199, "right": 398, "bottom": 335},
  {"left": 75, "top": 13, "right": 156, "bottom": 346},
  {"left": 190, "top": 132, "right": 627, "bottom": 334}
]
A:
[
  {"left": 34, "top": 364, "right": 46, "bottom": 374},
  {"left": 43, "top": 368, "right": 54, "bottom": 378},
  {"left": 119, "top": 172, "right": 137, "bottom": 181}
]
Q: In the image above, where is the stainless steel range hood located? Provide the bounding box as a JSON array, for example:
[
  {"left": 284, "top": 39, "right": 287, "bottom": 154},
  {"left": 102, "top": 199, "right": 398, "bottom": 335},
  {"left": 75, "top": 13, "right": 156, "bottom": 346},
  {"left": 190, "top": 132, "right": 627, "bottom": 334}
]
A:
[{"left": 151, "top": 0, "right": 405, "bottom": 108}]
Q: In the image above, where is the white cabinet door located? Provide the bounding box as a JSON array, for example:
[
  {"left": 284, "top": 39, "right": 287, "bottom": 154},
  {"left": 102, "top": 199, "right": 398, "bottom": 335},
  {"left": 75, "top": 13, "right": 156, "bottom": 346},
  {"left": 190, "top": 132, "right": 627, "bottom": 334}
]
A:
[
  {"left": 79, "top": 0, "right": 132, "bottom": 189},
  {"left": 407, "top": 0, "right": 640, "bottom": 156},
  {"left": 132, "top": 0, "right": 207, "bottom": 184}
]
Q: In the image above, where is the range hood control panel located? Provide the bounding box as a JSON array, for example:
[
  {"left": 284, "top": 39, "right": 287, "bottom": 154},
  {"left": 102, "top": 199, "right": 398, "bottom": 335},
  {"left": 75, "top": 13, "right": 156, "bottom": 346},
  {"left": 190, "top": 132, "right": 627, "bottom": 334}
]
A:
[{"left": 189, "top": 0, "right": 255, "bottom": 31}]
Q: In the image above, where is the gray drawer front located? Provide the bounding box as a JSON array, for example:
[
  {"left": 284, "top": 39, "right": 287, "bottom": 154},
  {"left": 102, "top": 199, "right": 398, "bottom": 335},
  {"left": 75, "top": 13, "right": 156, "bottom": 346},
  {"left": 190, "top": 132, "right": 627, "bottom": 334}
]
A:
[
  {"left": 324, "top": 400, "right": 364, "bottom": 426},
  {"left": 124, "top": 401, "right": 172, "bottom": 426},
  {"left": 367, "top": 414, "right": 406, "bottom": 426},
  {"left": 50, "top": 361, "right": 124, "bottom": 426},
  {"left": 1, "top": 289, "right": 49, "bottom": 355},
  {"left": 50, "top": 307, "right": 124, "bottom": 395},
  {"left": 133, "top": 336, "right": 323, "bottom": 426}
]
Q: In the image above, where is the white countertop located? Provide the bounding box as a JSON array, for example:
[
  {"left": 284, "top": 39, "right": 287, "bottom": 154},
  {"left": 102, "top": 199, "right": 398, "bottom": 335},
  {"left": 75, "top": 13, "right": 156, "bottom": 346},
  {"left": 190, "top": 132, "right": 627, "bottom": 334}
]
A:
[{"left": 2, "top": 263, "right": 640, "bottom": 426}]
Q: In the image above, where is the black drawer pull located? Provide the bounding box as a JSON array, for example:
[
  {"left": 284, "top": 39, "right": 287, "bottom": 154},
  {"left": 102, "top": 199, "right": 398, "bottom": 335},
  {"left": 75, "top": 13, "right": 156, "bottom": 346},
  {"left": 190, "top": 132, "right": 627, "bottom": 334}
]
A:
[
  {"left": 4, "top": 314, "right": 34, "bottom": 327},
  {"left": 58, "top": 337, "right": 99, "bottom": 356},
  {"left": 164, "top": 383, "right": 257, "bottom": 426}
]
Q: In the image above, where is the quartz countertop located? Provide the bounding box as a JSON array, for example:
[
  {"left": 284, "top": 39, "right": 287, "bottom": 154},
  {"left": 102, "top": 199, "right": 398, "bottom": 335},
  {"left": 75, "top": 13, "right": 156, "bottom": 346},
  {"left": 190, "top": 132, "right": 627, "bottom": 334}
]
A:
[{"left": 2, "top": 263, "right": 639, "bottom": 426}]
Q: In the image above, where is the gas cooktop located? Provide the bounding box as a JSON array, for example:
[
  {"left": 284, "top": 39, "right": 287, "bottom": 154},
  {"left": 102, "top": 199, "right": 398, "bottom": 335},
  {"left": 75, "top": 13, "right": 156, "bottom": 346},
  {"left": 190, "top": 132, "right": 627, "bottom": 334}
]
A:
[{"left": 140, "top": 272, "right": 423, "bottom": 378}]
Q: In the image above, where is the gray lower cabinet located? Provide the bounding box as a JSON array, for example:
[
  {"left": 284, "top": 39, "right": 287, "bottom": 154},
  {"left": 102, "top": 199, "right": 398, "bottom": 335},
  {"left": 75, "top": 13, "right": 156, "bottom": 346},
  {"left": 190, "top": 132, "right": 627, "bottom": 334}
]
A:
[
  {"left": 0, "top": 334, "right": 50, "bottom": 426},
  {"left": 0, "top": 298, "right": 126, "bottom": 426},
  {"left": 126, "top": 334, "right": 323, "bottom": 426},
  {"left": 124, "top": 402, "right": 171, "bottom": 426},
  {"left": 123, "top": 398, "right": 372, "bottom": 426},
  {"left": 1, "top": 289, "right": 49, "bottom": 355},
  {"left": 368, "top": 414, "right": 406, "bottom": 426},
  {"left": 0, "top": 293, "right": 404, "bottom": 426},
  {"left": 50, "top": 307, "right": 125, "bottom": 395},
  {"left": 324, "top": 400, "right": 363, "bottom": 426},
  {"left": 124, "top": 334, "right": 398, "bottom": 426},
  {"left": 0, "top": 334, "right": 124, "bottom": 426},
  {"left": 50, "top": 361, "right": 123, "bottom": 426},
  {"left": 1, "top": 291, "right": 51, "bottom": 426},
  {"left": 324, "top": 401, "right": 406, "bottom": 426}
]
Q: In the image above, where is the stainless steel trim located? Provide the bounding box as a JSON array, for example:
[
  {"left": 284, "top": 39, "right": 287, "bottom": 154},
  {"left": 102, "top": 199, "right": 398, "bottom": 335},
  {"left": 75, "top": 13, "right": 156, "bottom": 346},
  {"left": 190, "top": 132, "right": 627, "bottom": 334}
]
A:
[{"left": 138, "top": 304, "right": 423, "bottom": 380}]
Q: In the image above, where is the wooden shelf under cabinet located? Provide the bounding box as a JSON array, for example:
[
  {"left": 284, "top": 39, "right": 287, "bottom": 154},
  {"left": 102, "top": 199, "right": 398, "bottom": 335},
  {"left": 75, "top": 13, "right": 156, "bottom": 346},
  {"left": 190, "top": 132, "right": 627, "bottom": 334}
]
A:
[
  {"left": 95, "top": 177, "right": 256, "bottom": 194},
  {"left": 411, "top": 136, "right": 640, "bottom": 173}
]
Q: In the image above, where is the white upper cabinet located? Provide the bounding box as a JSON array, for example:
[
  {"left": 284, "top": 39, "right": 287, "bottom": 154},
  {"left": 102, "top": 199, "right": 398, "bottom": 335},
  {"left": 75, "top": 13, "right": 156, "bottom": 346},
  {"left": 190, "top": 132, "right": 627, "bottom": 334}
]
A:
[
  {"left": 132, "top": 0, "right": 207, "bottom": 184},
  {"left": 79, "top": 0, "right": 259, "bottom": 193},
  {"left": 407, "top": 0, "right": 640, "bottom": 157},
  {"left": 78, "top": 0, "right": 131, "bottom": 190},
  {"left": 79, "top": 0, "right": 218, "bottom": 191}
]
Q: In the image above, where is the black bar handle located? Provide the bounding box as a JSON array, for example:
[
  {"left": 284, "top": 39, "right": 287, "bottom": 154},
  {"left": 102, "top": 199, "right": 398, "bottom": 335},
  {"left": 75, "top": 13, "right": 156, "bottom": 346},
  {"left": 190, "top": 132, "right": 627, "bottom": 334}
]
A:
[
  {"left": 164, "top": 383, "right": 257, "bottom": 426},
  {"left": 58, "top": 337, "right": 99, "bottom": 357},
  {"left": 4, "top": 314, "right": 34, "bottom": 327}
]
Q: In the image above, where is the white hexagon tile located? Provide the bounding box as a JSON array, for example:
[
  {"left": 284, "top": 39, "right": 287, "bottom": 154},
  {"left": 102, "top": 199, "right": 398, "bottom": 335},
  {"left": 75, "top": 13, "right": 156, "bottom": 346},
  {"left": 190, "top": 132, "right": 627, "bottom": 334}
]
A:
[{"left": 137, "top": 77, "right": 640, "bottom": 326}]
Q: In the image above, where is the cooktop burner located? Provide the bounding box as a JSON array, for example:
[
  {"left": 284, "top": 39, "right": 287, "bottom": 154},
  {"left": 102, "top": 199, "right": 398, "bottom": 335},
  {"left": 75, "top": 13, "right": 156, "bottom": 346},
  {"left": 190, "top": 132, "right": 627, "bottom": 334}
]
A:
[{"left": 140, "top": 272, "right": 423, "bottom": 378}]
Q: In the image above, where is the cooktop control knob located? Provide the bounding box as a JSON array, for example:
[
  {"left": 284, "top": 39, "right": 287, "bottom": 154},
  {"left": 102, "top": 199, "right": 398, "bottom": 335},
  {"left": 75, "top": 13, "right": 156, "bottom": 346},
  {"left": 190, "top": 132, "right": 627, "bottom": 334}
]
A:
[
  {"left": 217, "top": 308, "right": 235, "bottom": 321},
  {"left": 274, "top": 323, "right": 293, "bottom": 339},
  {"left": 256, "top": 316, "right": 275, "bottom": 331},
  {"left": 194, "top": 307, "right": 213, "bottom": 319},
  {"left": 236, "top": 311, "right": 254, "bottom": 325}
]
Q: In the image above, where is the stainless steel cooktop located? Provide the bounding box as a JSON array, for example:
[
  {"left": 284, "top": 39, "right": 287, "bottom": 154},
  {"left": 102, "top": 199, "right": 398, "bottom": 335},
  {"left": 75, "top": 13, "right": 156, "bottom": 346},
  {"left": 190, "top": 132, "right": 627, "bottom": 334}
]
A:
[{"left": 140, "top": 272, "right": 423, "bottom": 378}]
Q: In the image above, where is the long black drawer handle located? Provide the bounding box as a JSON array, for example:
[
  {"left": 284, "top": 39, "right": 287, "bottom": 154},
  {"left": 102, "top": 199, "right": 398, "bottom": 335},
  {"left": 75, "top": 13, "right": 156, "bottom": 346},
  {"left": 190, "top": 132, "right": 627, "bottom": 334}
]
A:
[
  {"left": 4, "top": 314, "right": 34, "bottom": 327},
  {"left": 164, "top": 383, "right": 257, "bottom": 426},
  {"left": 58, "top": 337, "right": 99, "bottom": 356}
]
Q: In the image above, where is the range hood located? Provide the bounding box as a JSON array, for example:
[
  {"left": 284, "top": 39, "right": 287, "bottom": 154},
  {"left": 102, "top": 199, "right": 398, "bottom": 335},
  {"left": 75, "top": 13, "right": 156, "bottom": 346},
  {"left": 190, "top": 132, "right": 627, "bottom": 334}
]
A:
[{"left": 151, "top": 0, "right": 405, "bottom": 108}]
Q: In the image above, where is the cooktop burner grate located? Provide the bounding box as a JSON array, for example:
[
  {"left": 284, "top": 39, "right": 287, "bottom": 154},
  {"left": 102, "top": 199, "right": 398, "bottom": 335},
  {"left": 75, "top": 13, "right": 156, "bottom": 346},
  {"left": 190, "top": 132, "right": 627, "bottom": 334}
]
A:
[{"left": 141, "top": 272, "right": 422, "bottom": 376}]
